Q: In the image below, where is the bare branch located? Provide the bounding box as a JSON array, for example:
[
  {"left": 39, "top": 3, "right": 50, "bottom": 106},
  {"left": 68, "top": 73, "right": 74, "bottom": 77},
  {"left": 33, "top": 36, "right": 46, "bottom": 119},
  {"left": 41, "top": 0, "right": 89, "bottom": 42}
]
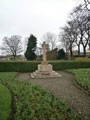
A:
[
  {"left": 1, "top": 35, "right": 23, "bottom": 60},
  {"left": 42, "top": 32, "right": 57, "bottom": 51}
]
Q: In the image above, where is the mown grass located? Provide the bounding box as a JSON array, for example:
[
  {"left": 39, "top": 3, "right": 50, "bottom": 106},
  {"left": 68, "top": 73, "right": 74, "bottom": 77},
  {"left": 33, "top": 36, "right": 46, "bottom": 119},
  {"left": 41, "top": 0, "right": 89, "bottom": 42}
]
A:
[
  {"left": 0, "top": 84, "right": 11, "bottom": 120},
  {"left": 0, "top": 72, "right": 81, "bottom": 120},
  {"left": 68, "top": 68, "right": 90, "bottom": 93}
]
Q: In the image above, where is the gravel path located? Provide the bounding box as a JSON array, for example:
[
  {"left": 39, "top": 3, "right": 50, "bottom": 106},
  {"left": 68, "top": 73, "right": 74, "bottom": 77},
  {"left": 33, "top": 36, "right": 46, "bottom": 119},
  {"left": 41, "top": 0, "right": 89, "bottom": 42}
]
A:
[{"left": 17, "top": 71, "right": 90, "bottom": 118}]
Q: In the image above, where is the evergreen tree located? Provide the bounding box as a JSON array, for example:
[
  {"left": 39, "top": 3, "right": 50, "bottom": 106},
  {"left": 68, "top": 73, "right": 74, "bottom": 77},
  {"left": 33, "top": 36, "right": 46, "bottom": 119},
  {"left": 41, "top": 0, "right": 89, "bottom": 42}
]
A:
[
  {"left": 25, "top": 34, "right": 37, "bottom": 60},
  {"left": 57, "top": 49, "right": 66, "bottom": 59}
]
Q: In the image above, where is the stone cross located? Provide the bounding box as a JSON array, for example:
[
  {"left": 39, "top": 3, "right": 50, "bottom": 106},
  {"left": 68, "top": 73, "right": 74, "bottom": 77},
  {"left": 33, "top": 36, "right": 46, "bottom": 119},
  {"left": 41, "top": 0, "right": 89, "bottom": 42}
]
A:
[{"left": 42, "top": 42, "right": 48, "bottom": 65}]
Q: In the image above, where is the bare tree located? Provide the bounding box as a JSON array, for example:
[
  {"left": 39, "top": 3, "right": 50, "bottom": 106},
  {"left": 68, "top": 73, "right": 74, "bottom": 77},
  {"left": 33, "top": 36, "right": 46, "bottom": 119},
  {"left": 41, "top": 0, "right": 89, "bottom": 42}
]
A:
[
  {"left": 72, "top": 10, "right": 86, "bottom": 56},
  {"left": 60, "top": 23, "right": 76, "bottom": 57},
  {"left": 59, "top": 32, "right": 70, "bottom": 52},
  {"left": 69, "top": 5, "right": 90, "bottom": 56},
  {"left": 84, "top": 0, "right": 90, "bottom": 11},
  {"left": 75, "top": 0, "right": 90, "bottom": 11},
  {"left": 59, "top": 4, "right": 90, "bottom": 57},
  {"left": 59, "top": 6, "right": 82, "bottom": 56},
  {"left": 85, "top": 12, "right": 90, "bottom": 49},
  {"left": 42, "top": 32, "right": 57, "bottom": 51},
  {"left": 1, "top": 35, "right": 23, "bottom": 60}
]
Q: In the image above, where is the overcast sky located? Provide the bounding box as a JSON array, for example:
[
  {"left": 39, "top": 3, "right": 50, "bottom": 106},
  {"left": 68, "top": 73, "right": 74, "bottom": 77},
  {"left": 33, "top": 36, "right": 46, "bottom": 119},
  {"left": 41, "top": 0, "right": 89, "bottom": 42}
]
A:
[{"left": 0, "top": 0, "right": 83, "bottom": 49}]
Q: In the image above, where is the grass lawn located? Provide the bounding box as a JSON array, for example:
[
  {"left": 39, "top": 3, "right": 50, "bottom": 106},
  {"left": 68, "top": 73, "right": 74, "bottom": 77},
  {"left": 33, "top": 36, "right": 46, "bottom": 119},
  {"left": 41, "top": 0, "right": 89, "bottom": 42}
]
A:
[
  {"left": 0, "top": 72, "right": 81, "bottom": 120},
  {"left": 68, "top": 68, "right": 90, "bottom": 93},
  {"left": 0, "top": 84, "right": 11, "bottom": 120}
]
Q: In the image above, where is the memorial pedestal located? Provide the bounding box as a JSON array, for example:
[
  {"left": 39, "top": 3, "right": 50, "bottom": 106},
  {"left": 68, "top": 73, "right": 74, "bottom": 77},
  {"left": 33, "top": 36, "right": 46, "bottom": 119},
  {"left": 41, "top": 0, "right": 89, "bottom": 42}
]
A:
[
  {"left": 31, "top": 42, "right": 61, "bottom": 78},
  {"left": 31, "top": 64, "right": 61, "bottom": 78}
]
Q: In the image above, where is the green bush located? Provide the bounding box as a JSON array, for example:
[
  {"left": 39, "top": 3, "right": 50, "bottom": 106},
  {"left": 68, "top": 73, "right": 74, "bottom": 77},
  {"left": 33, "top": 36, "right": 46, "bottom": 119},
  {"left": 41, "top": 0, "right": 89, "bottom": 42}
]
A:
[
  {"left": 57, "top": 49, "right": 66, "bottom": 59},
  {"left": 0, "top": 61, "right": 90, "bottom": 72}
]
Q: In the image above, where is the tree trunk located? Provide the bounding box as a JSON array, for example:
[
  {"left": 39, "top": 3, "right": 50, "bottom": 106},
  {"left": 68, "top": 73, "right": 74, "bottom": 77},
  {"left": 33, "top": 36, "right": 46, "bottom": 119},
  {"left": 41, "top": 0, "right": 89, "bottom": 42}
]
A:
[
  {"left": 13, "top": 55, "right": 16, "bottom": 60},
  {"left": 88, "top": 40, "right": 90, "bottom": 50},
  {"left": 69, "top": 47, "right": 73, "bottom": 58},
  {"left": 78, "top": 45, "right": 80, "bottom": 57},
  {"left": 82, "top": 42, "right": 87, "bottom": 57},
  {"left": 83, "top": 47, "right": 86, "bottom": 57}
]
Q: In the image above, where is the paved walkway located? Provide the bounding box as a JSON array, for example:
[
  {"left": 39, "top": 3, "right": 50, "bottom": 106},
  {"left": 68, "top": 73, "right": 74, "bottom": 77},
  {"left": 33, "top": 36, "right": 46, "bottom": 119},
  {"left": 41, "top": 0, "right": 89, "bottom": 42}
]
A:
[{"left": 17, "top": 71, "right": 90, "bottom": 119}]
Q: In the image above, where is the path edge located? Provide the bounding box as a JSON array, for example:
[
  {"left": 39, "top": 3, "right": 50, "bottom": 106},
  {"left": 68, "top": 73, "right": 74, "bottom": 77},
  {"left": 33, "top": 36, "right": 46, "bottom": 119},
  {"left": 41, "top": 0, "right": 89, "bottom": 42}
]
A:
[{"left": 65, "top": 70, "right": 90, "bottom": 96}]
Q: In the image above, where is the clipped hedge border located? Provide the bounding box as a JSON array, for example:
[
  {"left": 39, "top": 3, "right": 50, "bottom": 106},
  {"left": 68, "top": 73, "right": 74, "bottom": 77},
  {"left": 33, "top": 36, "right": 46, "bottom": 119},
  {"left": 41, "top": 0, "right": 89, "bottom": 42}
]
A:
[
  {"left": 0, "top": 61, "right": 90, "bottom": 72},
  {"left": 50, "top": 61, "right": 90, "bottom": 71},
  {"left": 0, "top": 61, "right": 40, "bottom": 72}
]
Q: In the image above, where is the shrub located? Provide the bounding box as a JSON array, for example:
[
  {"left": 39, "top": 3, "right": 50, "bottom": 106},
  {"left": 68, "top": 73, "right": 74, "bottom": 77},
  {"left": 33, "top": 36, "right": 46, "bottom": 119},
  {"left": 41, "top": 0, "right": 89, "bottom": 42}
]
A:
[
  {"left": 57, "top": 49, "right": 66, "bottom": 59},
  {"left": 0, "top": 61, "right": 90, "bottom": 72}
]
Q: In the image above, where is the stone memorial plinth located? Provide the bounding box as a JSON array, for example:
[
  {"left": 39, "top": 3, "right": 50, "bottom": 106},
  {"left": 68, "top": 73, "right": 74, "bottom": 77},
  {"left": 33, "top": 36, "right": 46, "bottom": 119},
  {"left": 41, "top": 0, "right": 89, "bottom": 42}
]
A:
[{"left": 31, "top": 42, "right": 61, "bottom": 78}]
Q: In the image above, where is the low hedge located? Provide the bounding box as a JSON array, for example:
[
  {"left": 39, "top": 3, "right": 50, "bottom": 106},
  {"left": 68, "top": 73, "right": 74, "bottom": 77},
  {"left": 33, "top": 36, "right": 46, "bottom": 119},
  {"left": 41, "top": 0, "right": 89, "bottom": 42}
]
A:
[
  {"left": 0, "top": 61, "right": 90, "bottom": 72},
  {"left": 0, "top": 61, "right": 40, "bottom": 72},
  {"left": 50, "top": 61, "right": 90, "bottom": 71}
]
